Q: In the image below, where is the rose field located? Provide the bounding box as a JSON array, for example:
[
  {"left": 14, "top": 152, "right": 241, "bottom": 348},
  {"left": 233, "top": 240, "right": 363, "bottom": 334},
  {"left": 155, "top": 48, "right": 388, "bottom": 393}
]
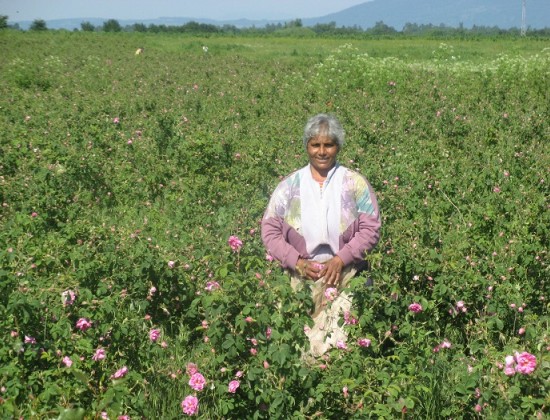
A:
[{"left": 0, "top": 30, "right": 549, "bottom": 419}]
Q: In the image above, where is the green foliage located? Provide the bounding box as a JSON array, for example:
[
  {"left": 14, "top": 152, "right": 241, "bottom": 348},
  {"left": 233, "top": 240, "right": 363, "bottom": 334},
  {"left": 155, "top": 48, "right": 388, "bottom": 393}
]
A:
[
  {"left": 0, "top": 32, "right": 548, "bottom": 419},
  {"left": 29, "top": 19, "right": 47, "bottom": 31},
  {"left": 80, "top": 22, "right": 95, "bottom": 32},
  {"left": 102, "top": 19, "right": 122, "bottom": 33}
]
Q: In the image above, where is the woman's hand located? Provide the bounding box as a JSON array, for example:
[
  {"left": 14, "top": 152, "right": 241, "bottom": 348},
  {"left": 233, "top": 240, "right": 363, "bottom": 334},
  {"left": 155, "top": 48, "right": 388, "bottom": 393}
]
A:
[
  {"left": 320, "top": 256, "right": 345, "bottom": 286},
  {"left": 296, "top": 259, "right": 323, "bottom": 280}
]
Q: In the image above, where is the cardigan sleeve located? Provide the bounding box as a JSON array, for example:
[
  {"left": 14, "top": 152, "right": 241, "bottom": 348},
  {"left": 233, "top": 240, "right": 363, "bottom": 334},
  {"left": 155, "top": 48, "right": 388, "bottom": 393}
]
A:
[
  {"left": 336, "top": 212, "right": 381, "bottom": 266},
  {"left": 336, "top": 174, "right": 381, "bottom": 266},
  {"left": 261, "top": 216, "right": 301, "bottom": 270}
]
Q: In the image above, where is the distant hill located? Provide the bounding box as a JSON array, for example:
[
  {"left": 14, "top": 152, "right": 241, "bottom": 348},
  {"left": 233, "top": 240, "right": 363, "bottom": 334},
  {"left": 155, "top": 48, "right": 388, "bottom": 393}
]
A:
[
  {"left": 304, "top": 0, "right": 549, "bottom": 30},
  {"left": 10, "top": 0, "right": 550, "bottom": 31}
]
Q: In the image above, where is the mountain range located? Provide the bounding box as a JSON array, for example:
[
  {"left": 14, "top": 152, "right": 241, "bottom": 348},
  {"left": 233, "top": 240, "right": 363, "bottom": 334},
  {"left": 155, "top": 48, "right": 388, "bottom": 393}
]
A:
[{"left": 11, "top": 0, "right": 550, "bottom": 31}]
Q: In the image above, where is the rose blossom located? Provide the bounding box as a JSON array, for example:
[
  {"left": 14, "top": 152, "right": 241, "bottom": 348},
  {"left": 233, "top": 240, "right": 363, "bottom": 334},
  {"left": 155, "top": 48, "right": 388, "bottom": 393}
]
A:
[
  {"left": 75, "top": 318, "right": 92, "bottom": 332},
  {"left": 336, "top": 340, "right": 347, "bottom": 349},
  {"left": 324, "top": 287, "right": 338, "bottom": 302},
  {"left": 228, "top": 380, "right": 240, "bottom": 393},
  {"left": 440, "top": 340, "right": 452, "bottom": 349},
  {"left": 515, "top": 352, "right": 537, "bottom": 375},
  {"left": 504, "top": 366, "right": 516, "bottom": 376},
  {"left": 62, "top": 356, "right": 73, "bottom": 367},
  {"left": 111, "top": 366, "right": 128, "bottom": 379},
  {"left": 24, "top": 335, "right": 37, "bottom": 344},
  {"left": 186, "top": 363, "right": 198, "bottom": 376},
  {"left": 228, "top": 235, "right": 243, "bottom": 252},
  {"left": 92, "top": 348, "right": 106, "bottom": 361},
  {"left": 189, "top": 372, "right": 206, "bottom": 391},
  {"left": 357, "top": 338, "right": 371, "bottom": 348},
  {"left": 205, "top": 281, "right": 220, "bottom": 291},
  {"left": 181, "top": 395, "right": 199, "bottom": 416},
  {"left": 343, "top": 311, "right": 358, "bottom": 325},
  {"left": 61, "top": 290, "right": 76, "bottom": 306},
  {"left": 408, "top": 303, "right": 423, "bottom": 313},
  {"left": 149, "top": 329, "right": 161, "bottom": 342}
]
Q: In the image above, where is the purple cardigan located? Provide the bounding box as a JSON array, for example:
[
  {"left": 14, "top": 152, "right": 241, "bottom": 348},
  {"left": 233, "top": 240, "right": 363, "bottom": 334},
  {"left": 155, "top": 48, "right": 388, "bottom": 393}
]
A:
[{"left": 261, "top": 165, "right": 381, "bottom": 270}]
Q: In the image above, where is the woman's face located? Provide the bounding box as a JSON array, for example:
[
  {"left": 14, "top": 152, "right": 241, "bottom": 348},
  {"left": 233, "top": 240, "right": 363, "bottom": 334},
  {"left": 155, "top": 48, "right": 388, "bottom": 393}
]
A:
[{"left": 306, "top": 135, "right": 339, "bottom": 177}]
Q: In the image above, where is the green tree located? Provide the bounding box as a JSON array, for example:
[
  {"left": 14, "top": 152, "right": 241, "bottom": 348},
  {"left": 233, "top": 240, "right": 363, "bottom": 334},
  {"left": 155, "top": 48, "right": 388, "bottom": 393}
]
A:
[
  {"left": 30, "top": 19, "right": 47, "bottom": 31},
  {"left": 80, "top": 21, "right": 95, "bottom": 32},
  {"left": 132, "top": 23, "right": 147, "bottom": 32},
  {"left": 0, "top": 15, "right": 8, "bottom": 30},
  {"left": 102, "top": 19, "right": 121, "bottom": 32}
]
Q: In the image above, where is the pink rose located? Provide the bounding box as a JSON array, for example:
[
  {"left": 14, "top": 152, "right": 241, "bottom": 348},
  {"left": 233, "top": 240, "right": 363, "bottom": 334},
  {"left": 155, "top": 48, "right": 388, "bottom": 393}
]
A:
[
  {"left": 408, "top": 303, "right": 423, "bottom": 313},
  {"left": 205, "top": 281, "right": 220, "bottom": 291},
  {"left": 62, "top": 356, "right": 73, "bottom": 367},
  {"left": 515, "top": 352, "right": 537, "bottom": 375},
  {"left": 111, "top": 366, "right": 128, "bottom": 379},
  {"left": 228, "top": 235, "right": 243, "bottom": 252},
  {"left": 149, "top": 329, "right": 161, "bottom": 342},
  {"left": 61, "top": 290, "right": 76, "bottom": 306},
  {"left": 181, "top": 395, "right": 199, "bottom": 416},
  {"left": 336, "top": 340, "right": 347, "bottom": 349},
  {"left": 504, "top": 366, "right": 516, "bottom": 376},
  {"left": 324, "top": 287, "right": 338, "bottom": 302},
  {"left": 75, "top": 318, "right": 92, "bottom": 332},
  {"left": 343, "top": 311, "right": 358, "bottom": 325},
  {"left": 228, "top": 380, "right": 240, "bottom": 393},
  {"left": 357, "top": 338, "right": 371, "bottom": 348},
  {"left": 167, "top": 260, "right": 175, "bottom": 269},
  {"left": 504, "top": 355, "right": 515, "bottom": 367},
  {"left": 189, "top": 372, "right": 206, "bottom": 391},
  {"left": 266, "top": 327, "right": 272, "bottom": 340},
  {"left": 186, "top": 363, "right": 198, "bottom": 376},
  {"left": 92, "top": 348, "right": 106, "bottom": 361},
  {"left": 24, "top": 335, "right": 37, "bottom": 344}
]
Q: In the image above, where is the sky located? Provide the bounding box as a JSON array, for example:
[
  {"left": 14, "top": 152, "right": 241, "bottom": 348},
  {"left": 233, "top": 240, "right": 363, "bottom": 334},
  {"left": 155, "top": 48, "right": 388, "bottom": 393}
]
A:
[{"left": 0, "top": 0, "right": 370, "bottom": 22}]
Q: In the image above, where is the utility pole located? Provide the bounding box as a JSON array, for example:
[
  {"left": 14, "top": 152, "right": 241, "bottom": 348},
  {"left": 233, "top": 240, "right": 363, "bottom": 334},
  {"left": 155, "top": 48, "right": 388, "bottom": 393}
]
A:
[{"left": 521, "top": 0, "right": 526, "bottom": 36}]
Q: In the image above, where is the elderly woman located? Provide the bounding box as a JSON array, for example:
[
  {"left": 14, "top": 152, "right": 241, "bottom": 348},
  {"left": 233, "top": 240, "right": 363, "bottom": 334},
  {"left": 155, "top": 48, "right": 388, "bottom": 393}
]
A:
[{"left": 261, "top": 113, "right": 381, "bottom": 356}]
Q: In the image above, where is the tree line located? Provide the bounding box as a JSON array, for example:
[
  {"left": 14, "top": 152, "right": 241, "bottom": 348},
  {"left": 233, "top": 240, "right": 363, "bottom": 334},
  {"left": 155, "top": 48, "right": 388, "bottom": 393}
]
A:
[{"left": 1, "top": 16, "right": 549, "bottom": 37}]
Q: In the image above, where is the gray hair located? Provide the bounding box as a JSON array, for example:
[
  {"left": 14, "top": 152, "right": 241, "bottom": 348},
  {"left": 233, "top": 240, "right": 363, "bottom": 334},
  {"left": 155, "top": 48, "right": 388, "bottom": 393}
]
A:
[{"left": 302, "top": 113, "right": 345, "bottom": 149}]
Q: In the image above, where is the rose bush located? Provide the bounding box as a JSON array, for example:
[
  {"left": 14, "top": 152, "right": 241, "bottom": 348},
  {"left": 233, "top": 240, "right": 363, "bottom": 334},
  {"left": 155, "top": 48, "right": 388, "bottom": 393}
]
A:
[{"left": 0, "top": 31, "right": 547, "bottom": 418}]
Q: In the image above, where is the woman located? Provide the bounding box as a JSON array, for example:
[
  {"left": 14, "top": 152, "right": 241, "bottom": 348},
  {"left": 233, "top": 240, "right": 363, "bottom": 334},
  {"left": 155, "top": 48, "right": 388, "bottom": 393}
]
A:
[{"left": 261, "top": 113, "right": 381, "bottom": 356}]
